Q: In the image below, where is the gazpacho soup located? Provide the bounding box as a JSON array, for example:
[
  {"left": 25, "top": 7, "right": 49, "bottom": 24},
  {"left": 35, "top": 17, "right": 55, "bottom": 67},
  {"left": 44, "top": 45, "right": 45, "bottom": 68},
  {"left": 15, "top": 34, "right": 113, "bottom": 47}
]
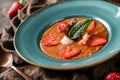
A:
[{"left": 40, "top": 17, "right": 108, "bottom": 60}]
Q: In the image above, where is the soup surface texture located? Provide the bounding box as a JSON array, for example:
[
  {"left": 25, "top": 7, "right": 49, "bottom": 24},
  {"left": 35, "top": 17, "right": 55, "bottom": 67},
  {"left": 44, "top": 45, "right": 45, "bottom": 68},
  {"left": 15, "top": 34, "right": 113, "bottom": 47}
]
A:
[{"left": 40, "top": 17, "right": 108, "bottom": 60}]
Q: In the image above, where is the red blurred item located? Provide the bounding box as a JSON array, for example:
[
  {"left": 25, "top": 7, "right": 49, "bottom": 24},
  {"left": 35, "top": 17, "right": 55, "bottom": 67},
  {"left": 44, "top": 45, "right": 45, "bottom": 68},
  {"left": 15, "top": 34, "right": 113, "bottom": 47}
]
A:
[
  {"left": 105, "top": 72, "right": 120, "bottom": 80},
  {"left": 7, "top": 2, "right": 23, "bottom": 18}
]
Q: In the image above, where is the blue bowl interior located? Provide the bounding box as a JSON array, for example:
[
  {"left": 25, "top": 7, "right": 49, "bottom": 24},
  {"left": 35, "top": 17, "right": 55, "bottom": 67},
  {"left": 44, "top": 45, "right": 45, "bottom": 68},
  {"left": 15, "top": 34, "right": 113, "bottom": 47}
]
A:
[{"left": 14, "top": 1, "right": 120, "bottom": 70}]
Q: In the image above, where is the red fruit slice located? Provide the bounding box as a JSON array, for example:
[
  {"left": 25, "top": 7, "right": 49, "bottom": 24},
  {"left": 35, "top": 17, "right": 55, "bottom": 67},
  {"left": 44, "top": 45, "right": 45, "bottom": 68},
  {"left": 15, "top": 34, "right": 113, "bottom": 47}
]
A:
[
  {"left": 43, "top": 36, "right": 58, "bottom": 46},
  {"left": 7, "top": 2, "right": 23, "bottom": 18},
  {"left": 86, "top": 36, "right": 107, "bottom": 46},
  {"left": 105, "top": 72, "right": 120, "bottom": 80},
  {"left": 61, "top": 46, "right": 79, "bottom": 59},
  {"left": 57, "top": 22, "right": 68, "bottom": 32},
  {"left": 87, "top": 20, "right": 95, "bottom": 32}
]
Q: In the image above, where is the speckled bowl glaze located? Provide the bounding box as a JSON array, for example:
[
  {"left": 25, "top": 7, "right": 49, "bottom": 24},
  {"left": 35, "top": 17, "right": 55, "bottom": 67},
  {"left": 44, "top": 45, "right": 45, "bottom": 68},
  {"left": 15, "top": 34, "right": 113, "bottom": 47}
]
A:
[{"left": 14, "top": 1, "right": 120, "bottom": 70}]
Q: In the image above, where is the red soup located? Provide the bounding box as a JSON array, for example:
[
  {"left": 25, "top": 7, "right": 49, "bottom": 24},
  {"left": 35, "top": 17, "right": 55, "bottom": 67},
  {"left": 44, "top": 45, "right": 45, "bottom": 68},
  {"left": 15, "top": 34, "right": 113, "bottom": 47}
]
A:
[{"left": 40, "top": 17, "right": 108, "bottom": 60}]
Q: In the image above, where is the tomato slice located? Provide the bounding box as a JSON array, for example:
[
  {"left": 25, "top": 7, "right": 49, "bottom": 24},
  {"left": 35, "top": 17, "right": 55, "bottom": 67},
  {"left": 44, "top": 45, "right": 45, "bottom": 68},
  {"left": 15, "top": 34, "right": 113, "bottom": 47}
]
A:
[
  {"left": 57, "top": 22, "right": 68, "bottom": 32},
  {"left": 86, "top": 36, "right": 108, "bottom": 46},
  {"left": 87, "top": 20, "right": 95, "bottom": 32},
  {"left": 61, "top": 46, "right": 79, "bottom": 59},
  {"left": 43, "top": 36, "right": 58, "bottom": 46}
]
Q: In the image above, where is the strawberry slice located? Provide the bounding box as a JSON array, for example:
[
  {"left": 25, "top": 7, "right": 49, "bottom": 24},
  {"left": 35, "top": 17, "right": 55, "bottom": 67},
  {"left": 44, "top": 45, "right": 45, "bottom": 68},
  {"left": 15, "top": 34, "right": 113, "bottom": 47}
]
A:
[
  {"left": 105, "top": 72, "right": 120, "bottom": 80},
  {"left": 61, "top": 46, "right": 79, "bottom": 59},
  {"left": 86, "top": 36, "right": 108, "bottom": 46},
  {"left": 43, "top": 36, "right": 58, "bottom": 46},
  {"left": 57, "top": 22, "right": 68, "bottom": 32},
  {"left": 87, "top": 20, "right": 95, "bottom": 32}
]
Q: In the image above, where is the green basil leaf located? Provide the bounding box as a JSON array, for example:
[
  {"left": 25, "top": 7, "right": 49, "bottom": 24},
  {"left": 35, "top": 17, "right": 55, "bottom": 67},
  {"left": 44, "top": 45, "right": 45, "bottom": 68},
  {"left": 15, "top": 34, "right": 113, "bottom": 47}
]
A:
[
  {"left": 68, "top": 18, "right": 92, "bottom": 38},
  {"left": 68, "top": 18, "right": 92, "bottom": 40},
  {"left": 71, "top": 21, "right": 92, "bottom": 39}
]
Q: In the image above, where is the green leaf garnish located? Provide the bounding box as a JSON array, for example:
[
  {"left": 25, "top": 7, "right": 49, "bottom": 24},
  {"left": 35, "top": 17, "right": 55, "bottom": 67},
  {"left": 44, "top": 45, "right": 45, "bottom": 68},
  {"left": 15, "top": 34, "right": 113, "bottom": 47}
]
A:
[
  {"left": 19, "top": 0, "right": 26, "bottom": 6},
  {"left": 68, "top": 18, "right": 92, "bottom": 40}
]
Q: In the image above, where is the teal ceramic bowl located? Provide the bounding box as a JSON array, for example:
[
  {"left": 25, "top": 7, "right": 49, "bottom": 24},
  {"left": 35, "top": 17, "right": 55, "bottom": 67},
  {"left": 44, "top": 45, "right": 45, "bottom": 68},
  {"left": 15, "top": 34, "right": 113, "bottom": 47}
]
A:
[{"left": 14, "top": 1, "right": 120, "bottom": 70}]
